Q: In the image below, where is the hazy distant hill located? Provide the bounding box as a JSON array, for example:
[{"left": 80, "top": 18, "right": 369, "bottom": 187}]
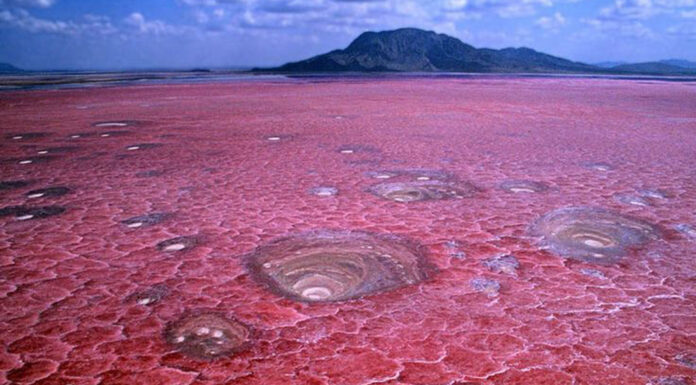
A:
[
  {"left": 0, "top": 62, "right": 23, "bottom": 73},
  {"left": 596, "top": 59, "right": 696, "bottom": 71},
  {"left": 594, "top": 61, "right": 628, "bottom": 68},
  {"left": 610, "top": 61, "right": 696, "bottom": 75},
  {"left": 259, "top": 28, "right": 596, "bottom": 73},
  {"left": 659, "top": 59, "right": 696, "bottom": 69}
]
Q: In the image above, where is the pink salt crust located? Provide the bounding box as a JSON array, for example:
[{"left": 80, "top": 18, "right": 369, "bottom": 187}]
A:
[{"left": 0, "top": 77, "right": 695, "bottom": 385}]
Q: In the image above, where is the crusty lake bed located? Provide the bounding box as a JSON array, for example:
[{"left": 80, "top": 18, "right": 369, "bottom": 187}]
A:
[{"left": 1, "top": 77, "right": 695, "bottom": 385}]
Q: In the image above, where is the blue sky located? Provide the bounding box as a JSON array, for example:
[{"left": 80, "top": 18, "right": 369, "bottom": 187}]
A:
[{"left": 0, "top": 0, "right": 694, "bottom": 70}]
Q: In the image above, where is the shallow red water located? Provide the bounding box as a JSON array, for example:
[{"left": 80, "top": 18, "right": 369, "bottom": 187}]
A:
[{"left": 1, "top": 78, "right": 695, "bottom": 385}]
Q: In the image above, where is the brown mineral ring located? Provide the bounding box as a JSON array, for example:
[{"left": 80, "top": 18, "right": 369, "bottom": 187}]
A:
[
  {"left": 245, "top": 230, "right": 435, "bottom": 302},
  {"left": 164, "top": 312, "right": 251, "bottom": 360},
  {"left": 530, "top": 206, "right": 659, "bottom": 264}
]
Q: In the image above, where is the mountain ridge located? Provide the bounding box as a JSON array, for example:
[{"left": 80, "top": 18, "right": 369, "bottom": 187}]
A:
[
  {"left": 255, "top": 28, "right": 696, "bottom": 75},
  {"left": 260, "top": 28, "right": 596, "bottom": 73},
  {"left": 0, "top": 62, "right": 23, "bottom": 73}
]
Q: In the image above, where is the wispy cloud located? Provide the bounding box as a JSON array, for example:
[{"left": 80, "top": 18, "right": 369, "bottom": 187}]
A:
[
  {"left": 535, "top": 11, "right": 566, "bottom": 29},
  {"left": 580, "top": 0, "right": 695, "bottom": 41},
  {"left": 124, "top": 12, "right": 194, "bottom": 35},
  {"left": 0, "top": 0, "right": 56, "bottom": 8},
  {"left": 681, "top": 8, "right": 696, "bottom": 17},
  {"left": 0, "top": 8, "right": 116, "bottom": 34},
  {"left": 1, "top": 0, "right": 694, "bottom": 69},
  {"left": 258, "top": 0, "right": 327, "bottom": 14},
  {"left": 442, "top": 0, "right": 553, "bottom": 18},
  {"left": 598, "top": 0, "right": 696, "bottom": 20},
  {"left": 0, "top": 8, "right": 189, "bottom": 37},
  {"left": 582, "top": 17, "right": 655, "bottom": 38},
  {"left": 667, "top": 22, "right": 696, "bottom": 39}
]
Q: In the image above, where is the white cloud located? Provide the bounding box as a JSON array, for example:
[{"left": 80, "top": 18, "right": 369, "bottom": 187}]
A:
[
  {"left": 598, "top": 0, "right": 696, "bottom": 21},
  {"left": 124, "top": 12, "right": 192, "bottom": 35},
  {"left": 0, "top": 9, "right": 73, "bottom": 33},
  {"left": 178, "top": 0, "right": 573, "bottom": 49},
  {"left": 583, "top": 0, "right": 694, "bottom": 43},
  {"left": 0, "top": 0, "right": 56, "bottom": 8},
  {"left": 582, "top": 17, "right": 655, "bottom": 38},
  {"left": 180, "top": 0, "right": 562, "bottom": 25},
  {"left": 535, "top": 11, "right": 566, "bottom": 29},
  {"left": 655, "top": 0, "right": 695, "bottom": 6},
  {"left": 667, "top": 22, "right": 696, "bottom": 39},
  {"left": 443, "top": 0, "right": 553, "bottom": 18},
  {"left": 599, "top": 0, "right": 657, "bottom": 20},
  {"left": 178, "top": 0, "right": 218, "bottom": 5},
  {"left": 193, "top": 9, "right": 209, "bottom": 23},
  {"left": 0, "top": 8, "right": 115, "bottom": 34}
]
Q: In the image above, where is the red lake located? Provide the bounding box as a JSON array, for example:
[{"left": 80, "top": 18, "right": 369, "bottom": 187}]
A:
[{"left": 1, "top": 77, "right": 695, "bottom": 385}]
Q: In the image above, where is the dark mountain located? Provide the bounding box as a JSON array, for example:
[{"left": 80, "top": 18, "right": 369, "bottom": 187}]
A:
[
  {"left": 257, "top": 28, "right": 596, "bottom": 73},
  {"left": 658, "top": 59, "right": 696, "bottom": 69},
  {"left": 0, "top": 62, "right": 24, "bottom": 74},
  {"left": 610, "top": 62, "right": 696, "bottom": 75}
]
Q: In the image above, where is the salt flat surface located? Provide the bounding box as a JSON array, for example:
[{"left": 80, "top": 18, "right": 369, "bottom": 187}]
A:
[{"left": 0, "top": 78, "right": 695, "bottom": 385}]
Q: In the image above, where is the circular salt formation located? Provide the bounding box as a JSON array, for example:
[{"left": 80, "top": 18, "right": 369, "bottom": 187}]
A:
[
  {"left": 639, "top": 189, "right": 668, "bottom": 199},
  {"left": 164, "top": 312, "right": 250, "bottom": 360},
  {"left": 40, "top": 146, "right": 80, "bottom": 154},
  {"left": 68, "top": 132, "right": 96, "bottom": 139},
  {"left": 365, "top": 169, "right": 453, "bottom": 182},
  {"left": 405, "top": 169, "right": 453, "bottom": 181},
  {"left": 310, "top": 186, "right": 338, "bottom": 197},
  {"left": 0, "top": 180, "right": 31, "bottom": 191},
  {"left": 136, "top": 170, "right": 165, "bottom": 178},
  {"left": 122, "top": 212, "right": 171, "bottom": 228},
  {"left": 499, "top": 180, "right": 549, "bottom": 194},
  {"left": 124, "top": 143, "right": 160, "bottom": 151},
  {"left": 26, "top": 187, "right": 70, "bottom": 199},
  {"left": 157, "top": 235, "right": 198, "bottom": 252},
  {"left": 0, "top": 205, "right": 65, "bottom": 220},
  {"left": 368, "top": 181, "right": 477, "bottom": 203},
  {"left": 530, "top": 207, "right": 659, "bottom": 264},
  {"left": 482, "top": 254, "right": 520, "bottom": 274},
  {"left": 675, "top": 353, "right": 696, "bottom": 369},
  {"left": 584, "top": 162, "right": 614, "bottom": 172},
  {"left": 674, "top": 224, "right": 696, "bottom": 241},
  {"left": 245, "top": 230, "right": 433, "bottom": 302},
  {"left": 369, "top": 172, "right": 397, "bottom": 179},
  {"left": 5, "top": 132, "right": 49, "bottom": 140},
  {"left": 470, "top": 277, "right": 501, "bottom": 297},
  {"left": 93, "top": 121, "right": 135, "bottom": 128},
  {"left": 99, "top": 131, "right": 132, "bottom": 138},
  {"left": 337, "top": 144, "right": 379, "bottom": 155},
  {"left": 613, "top": 193, "right": 650, "bottom": 207},
  {"left": 8, "top": 155, "right": 56, "bottom": 166},
  {"left": 652, "top": 378, "right": 689, "bottom": 385},
  {"left": 127, "top": 284, "right": 168, "bottom": 306}
]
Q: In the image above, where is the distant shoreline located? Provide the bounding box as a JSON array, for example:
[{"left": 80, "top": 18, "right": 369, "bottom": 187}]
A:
[{"left": 2, "top": 71, "right": 696, "bottom": 91}]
